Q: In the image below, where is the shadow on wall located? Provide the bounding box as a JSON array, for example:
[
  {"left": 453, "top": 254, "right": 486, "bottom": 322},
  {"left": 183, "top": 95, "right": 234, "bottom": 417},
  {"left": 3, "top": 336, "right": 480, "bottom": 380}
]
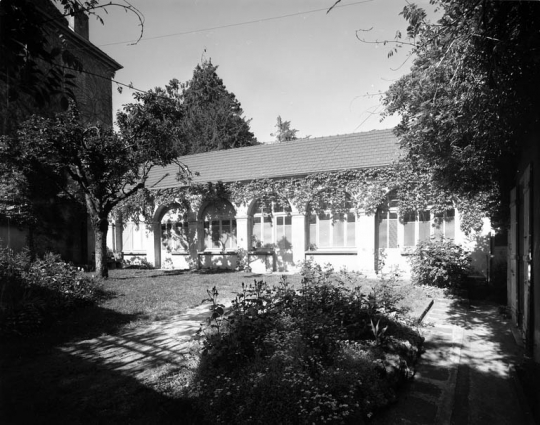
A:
[
  {"left": 468, "top": 234, "right": 491, "bottom": 276},
  {"left": 199, "top": 253, "right": 238, "bottom": 270}
]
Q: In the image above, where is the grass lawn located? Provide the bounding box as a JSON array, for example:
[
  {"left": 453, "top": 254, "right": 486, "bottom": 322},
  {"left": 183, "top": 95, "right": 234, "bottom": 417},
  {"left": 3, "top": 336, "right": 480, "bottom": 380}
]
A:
[
  {"left": 97, "top": 268, "right": 303, "bottom": 326},
  {"left": 0, "top": 268, "right": 441, "bottom": 424}
]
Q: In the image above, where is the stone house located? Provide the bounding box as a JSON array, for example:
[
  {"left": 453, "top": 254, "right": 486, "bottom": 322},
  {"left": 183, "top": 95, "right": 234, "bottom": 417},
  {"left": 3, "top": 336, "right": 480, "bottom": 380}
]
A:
[
  {"left": 111, "top": 129, "right": 490, "bottom": 276},
  {"left": 0, "top": 0, "right": 122, "bottom": 264}
]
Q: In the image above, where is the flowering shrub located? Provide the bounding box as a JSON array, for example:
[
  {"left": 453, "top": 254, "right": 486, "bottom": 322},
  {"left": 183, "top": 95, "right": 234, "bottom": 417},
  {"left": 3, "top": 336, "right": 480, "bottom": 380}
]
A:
[
  {"left": 0, "top": 248, "right": 104, "bottom": 336},
  {"left": 408, "top": 238, "right": 472, "bottom": 288},
  {"left": 189, "top": 262, "right": 423, "bottom": 424}
]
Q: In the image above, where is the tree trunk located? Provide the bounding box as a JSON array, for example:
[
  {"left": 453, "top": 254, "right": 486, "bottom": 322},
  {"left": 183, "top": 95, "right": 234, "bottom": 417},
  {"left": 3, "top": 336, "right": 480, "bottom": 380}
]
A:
[{"left": 93, "top": 218, "right": 109, "bottom": 279}]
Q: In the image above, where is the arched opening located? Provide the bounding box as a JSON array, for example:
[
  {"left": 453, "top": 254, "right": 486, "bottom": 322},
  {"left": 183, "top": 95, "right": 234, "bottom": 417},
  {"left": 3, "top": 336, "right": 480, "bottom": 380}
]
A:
[
  {"left": 161, "top": 209, "right": 189, "bottom": 254},
  {"left": 158, "top": 205, "right": 191, "bottom": 270},
  {"left": 249, "top": 199, "right": 294, "bottom": 272},
  {"left": 201, "top": 200, "right": 237, "bottom": 251}
]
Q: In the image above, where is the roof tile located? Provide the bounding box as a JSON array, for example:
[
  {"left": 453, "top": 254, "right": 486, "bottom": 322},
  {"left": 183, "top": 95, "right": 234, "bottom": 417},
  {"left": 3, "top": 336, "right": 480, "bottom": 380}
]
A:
[{"left": 146, "top": 129, "right": 399, "bottom": 189}]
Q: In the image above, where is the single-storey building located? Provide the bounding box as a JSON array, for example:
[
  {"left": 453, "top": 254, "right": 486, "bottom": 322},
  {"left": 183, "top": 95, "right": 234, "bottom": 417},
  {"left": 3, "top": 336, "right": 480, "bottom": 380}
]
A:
[{"left": 110, "top": 129, "right": 490, "bottom": 277}]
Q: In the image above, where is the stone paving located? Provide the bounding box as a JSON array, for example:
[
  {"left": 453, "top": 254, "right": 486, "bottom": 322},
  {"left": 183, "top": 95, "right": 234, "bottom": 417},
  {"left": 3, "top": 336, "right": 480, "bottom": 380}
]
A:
[
  {"left": 59, "top": 302, "right": 215, "bottom": 380},
  {"left": 373, "top": 297, "right": 534, "bottom": 425}
]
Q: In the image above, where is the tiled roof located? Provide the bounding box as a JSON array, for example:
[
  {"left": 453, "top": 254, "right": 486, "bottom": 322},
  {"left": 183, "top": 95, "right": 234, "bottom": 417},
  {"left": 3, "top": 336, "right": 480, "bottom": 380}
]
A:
[{"left": 145, "top": 129, "right": 399, "bottom": 189}]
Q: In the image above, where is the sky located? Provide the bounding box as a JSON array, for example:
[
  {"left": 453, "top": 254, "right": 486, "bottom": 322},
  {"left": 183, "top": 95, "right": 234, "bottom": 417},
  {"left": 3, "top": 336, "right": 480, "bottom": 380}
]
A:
[{"left": 88, "top": 0, "right": 435, "bottom": 143}]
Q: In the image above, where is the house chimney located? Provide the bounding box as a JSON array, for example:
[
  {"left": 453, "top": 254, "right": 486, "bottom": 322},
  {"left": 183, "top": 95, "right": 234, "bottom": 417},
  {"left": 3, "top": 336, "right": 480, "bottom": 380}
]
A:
[{"left": 74, "top": 12, "right": 89, "bottom": 40}]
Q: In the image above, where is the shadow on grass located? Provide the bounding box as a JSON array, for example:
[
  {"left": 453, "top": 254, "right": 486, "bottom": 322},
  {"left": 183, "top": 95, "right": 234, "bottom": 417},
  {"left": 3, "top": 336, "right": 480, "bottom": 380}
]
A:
[{"left": 0, "top": 304, "right": 206, "bottom": 425}]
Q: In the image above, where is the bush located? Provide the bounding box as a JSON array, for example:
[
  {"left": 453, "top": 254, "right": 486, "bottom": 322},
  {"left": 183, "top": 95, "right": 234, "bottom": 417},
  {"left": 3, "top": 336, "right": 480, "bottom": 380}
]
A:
[
  {"left": 0, "top": 248, "right": 104, "bottom": 336},
  {"left": 408, "top": 238, "right": 472, "bottom": 288},
  {"left": 189, "top": 262, "right": 423, "bottom": 424}
]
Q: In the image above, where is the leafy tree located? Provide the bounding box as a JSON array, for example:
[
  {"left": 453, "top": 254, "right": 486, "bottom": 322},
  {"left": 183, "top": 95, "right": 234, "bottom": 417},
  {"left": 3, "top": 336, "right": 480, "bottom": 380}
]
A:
[
  {"left": 1, "top": 0, "right": 145, "bottom": 261},
  {"left": 181, "top": 60, "right": 257, "bottom": 153},
  {"left": 271, "top": 116, "right": 299, "bottom": 143},
  {"left": 129, "top": 60, "right": 257, "bottom": 155},
  {"left": 382, "top": 0, "right": 540, "bottom": 228},
  {"left": 1, "top": 104, "right": 185, "bottom": 278}
]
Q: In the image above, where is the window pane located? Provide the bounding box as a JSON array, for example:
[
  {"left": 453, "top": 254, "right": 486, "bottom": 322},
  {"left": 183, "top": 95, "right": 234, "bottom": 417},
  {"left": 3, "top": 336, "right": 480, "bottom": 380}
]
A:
[
  {"left": 285, "top": 216, "right": 292, "bottom": 245},
  {"left": 212, "top": 220, "right": 221, "bottom": 248},
  {"left": 445, "top": 217, "right": 455, "bottom": 240},
  {"left": 333, "top": 216, "right": 345, "bottom": 247},
  {"left": 263, "top": 216, "right": 273, "bottom": 244},
  {"left": 309, "top": 214, "right": 317, "bottom": 249},
  {"left": 378, "top": 218, "right": 388, "bottom": 249},
  {"left": 445, "top": 210, "right": 455, "bottom": 240},
  {"left": 276, "top": 216, "right": 284, "bottom": 239},
  {"left": 419, "top": 211, "right": 431, "bottom": 242},
  {"left": 319, "top": 214, "right": 331, "bottom": 247},
  {"left": 388, "top": 219, "right": 398, "bottom": 248},
  {"left": 404, "top": 220, "right": 416, "bottom": 247},
  {"left": 252, "top": 217, "right": 262, "bottom": 248},
  {"left": 433, "top": 212, "right": 444, "bottom": 240},
  {"left": 221, "top": 220, "right": 231, "bottom": 248},
  {"left": 346, "top": 213, "right": 355, "bottom": 247}
]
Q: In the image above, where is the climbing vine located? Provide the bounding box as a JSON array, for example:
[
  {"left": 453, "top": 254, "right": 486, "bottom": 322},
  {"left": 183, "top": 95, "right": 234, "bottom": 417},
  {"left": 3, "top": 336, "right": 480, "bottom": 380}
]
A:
[{"left": 113, "top": 164, "right": 488, "bottom": 235}]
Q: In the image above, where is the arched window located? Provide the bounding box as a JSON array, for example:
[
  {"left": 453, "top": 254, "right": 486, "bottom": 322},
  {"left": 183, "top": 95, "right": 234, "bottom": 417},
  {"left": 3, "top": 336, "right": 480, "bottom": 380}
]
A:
[
  {"left": 161, "top": 209, "right": 189, "bottom": 253},
  {"left": 202, "top": 200, "right": 237, "bottom": 250},
  {"left": 251, "top": 200, "right": 292, "bottom": 249},
  {"left": 308, "top": 202, "right": 356, "bottom": 250}
]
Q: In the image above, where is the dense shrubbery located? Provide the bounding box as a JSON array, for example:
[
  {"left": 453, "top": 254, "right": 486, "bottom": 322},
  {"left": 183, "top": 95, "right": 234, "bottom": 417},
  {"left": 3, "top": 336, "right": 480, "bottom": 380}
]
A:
[
  {"left": 188, "top": 261, "right": 424, "bottom": 424},
  {"left": 408, "top": 239, "right": 472, "bottom": 288},
  {"left": 0, "top": 248, "right": 104, "bottom": 336}
]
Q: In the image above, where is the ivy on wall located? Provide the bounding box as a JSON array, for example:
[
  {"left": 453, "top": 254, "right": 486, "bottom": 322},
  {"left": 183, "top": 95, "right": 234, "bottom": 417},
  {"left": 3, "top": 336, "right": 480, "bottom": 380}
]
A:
[{"left": 113, "top": 164, "right": 488, "bottom": 234}]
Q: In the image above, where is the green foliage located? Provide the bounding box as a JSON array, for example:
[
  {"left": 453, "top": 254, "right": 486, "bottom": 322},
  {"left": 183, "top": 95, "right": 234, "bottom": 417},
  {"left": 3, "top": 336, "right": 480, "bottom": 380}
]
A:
[
  {"left": 181, "top": 60, "right": 258, "bottom": 152},
  {"left": 383, "top": 0, "right": 540, "bottom": 228},
  {"left": 408, "top": 238, "right": 472, "bottom": 288},
  {"left": 0, "top": 247, "right": 104, "bottom": 336},
  {"left": 270, "top": 115, "right": 299, "bottom": 143},
  {"left": 2, "top": 105, "right": 186, "bottom": 277},
  {"left": 117, "top": 165, "right": 486, "bottom": 235},
  {"left": 190, "top": 262, "right": 423, "bottom": 424},
  {"left": 235, "top": 248, "right": 251, "bottom": 272}
]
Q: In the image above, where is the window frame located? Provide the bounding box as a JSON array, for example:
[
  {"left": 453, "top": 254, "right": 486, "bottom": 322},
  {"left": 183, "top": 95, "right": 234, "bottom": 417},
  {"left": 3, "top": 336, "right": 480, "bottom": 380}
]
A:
[
  {"left": 378, "top": 194, "right": 457, "bottom": 252},
  {"left": 251, "top": 200, "right": 292, "bottom": 251},
  {"left": 202, "top": 201, "right": 237, "bottom": 252},
  {"left": 307, "top": 204, "right": 356, "bottom": 251}
]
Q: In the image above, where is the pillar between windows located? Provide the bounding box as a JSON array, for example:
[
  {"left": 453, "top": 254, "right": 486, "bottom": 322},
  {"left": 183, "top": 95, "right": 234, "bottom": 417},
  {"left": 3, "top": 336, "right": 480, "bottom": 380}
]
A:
[
  {"left": 187, "top": 219, "right": 198, "bottom": 262},
  {"left": 147, "top": 220, "right": 160, "bottom": 268},
  {"left": 356, "top": 210, "right": 376, "bottom": 274},
  {"left": 291, "top": 212, "right": 306, "bottom": 270},
  {"left": 235, "top": 215, "right": 250, "bottom": 252}
]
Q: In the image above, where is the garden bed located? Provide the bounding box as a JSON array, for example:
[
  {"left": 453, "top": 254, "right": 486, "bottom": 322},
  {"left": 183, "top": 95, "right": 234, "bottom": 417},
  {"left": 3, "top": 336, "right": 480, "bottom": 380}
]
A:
[
  {"left": 0, "top": 264, "right": 439, "bottom": 424},
  {"left": 178, "top": 262, "right": 439, "bottom": 424}
]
